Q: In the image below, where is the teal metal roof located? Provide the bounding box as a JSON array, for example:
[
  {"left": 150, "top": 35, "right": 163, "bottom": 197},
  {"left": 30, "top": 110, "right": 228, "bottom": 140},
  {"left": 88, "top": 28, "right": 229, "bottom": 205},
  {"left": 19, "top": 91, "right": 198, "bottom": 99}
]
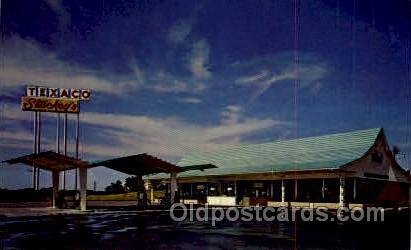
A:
[{"left": 172, "top": 128, "right": 382, "bottom": 178}]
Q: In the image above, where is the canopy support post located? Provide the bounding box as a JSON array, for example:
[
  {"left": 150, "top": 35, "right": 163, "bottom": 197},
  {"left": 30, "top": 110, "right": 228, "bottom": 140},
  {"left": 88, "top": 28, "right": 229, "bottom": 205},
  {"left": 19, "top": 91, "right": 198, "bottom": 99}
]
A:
[
  {"left": 170, "top": 171, "right": 177, "bottom": 205},
  {"left": 281, "top": 179, "right": 285, "bottom": 205},
  {"left": 52, "top": 171, "right": 59, "bottom": 208},
  {"left": 79, "top": 167, "right": 87, "bottom": 211}
]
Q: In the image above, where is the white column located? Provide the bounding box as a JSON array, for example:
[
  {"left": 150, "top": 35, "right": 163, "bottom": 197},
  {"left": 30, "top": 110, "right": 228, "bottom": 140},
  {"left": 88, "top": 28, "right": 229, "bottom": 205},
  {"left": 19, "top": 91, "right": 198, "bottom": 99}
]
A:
[
  {"left": 322, "top": 178, "right": 325, "bottom": 200},
  {"left": 170, "top": 172, "right": 177, "bottom": 204},
  {"left": 281, "top": 179, "right": 285, "bottom": 204},
  {"left": 339, "top": 177, "right": 345, "bottom": 207},
  {"left": 294, "top": 179, "right": 298, "bottom": 201},
  {"left": 270, "top": 182, "right": 274, "bottom": 199},
  {"left": 234, "top": 181, "right": 237, "bottom": 205},
  {"left": 353, "top": 178, "right": 357, "bottom": 201},
  {"left": 147, "top": 180, "right": 154, "bottom": 204},
  {"left": 52, "top": 171, "right": 59, "bottom": 208},
  {"left": 136, "top": 175, "right": 141, "bottom": 206},
  {"left": 79, "top": 167, "right": 87, "bottom": 211}
]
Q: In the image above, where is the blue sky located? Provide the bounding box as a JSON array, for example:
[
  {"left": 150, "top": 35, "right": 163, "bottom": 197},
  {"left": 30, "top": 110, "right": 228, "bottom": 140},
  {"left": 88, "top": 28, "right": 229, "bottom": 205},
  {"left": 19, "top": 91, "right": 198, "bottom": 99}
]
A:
[{"left": 1, "top": 0, "right": 410, "bottom": 190}]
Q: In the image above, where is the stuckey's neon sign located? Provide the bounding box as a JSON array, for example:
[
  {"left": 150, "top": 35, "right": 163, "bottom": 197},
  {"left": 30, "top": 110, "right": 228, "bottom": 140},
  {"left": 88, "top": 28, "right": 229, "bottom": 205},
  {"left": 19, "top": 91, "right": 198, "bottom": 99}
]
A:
[
  {"left": 21, "top": 86, "right": 90, "bottom": 113},
  {"left": 22, "top": 97, "right": 79, "bottom": 113}
]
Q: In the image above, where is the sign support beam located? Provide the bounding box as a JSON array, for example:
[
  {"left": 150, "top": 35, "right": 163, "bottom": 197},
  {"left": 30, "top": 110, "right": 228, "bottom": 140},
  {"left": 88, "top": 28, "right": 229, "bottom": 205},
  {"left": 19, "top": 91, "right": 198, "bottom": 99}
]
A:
[
  {"left": 75, "top": 110, "right": 80, "bottom": 190},
  {"left": 63, "top": 113, "right": 67, "bottom": 190},
  {"left": 22, "top": 86, "right": 91, "bottom": 210},
  {"left": 32, "top": 112, "right": 38, "bottom": 189},
  {"left": 36, "top": 112, "right": 41, "bottom": 190}
]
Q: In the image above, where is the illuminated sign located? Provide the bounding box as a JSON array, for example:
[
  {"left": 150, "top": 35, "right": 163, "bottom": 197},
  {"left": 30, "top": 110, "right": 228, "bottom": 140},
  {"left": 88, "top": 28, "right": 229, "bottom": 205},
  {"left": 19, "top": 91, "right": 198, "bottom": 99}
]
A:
[
  {"left": 21, "top": 96, "right": 80, "bottom": 113},
  {"left": 252, "top": 183, "right": 264, "bottom": 188},
  {"left": 26, "top": 86, "right": 91, "bottom": 100}
]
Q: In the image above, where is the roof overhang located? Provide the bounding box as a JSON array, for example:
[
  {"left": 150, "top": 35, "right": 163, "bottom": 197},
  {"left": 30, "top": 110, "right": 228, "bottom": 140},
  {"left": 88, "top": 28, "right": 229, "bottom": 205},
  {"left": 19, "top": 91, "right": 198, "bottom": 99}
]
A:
[
  {"left": 90, "top": 153, "right": 181, "bottom": 176},
  {"left": 178, "top": 164, "right": 217, "bottom": 172},
  {"left": 2, "top": 151, "right": 90, "bottom": 172},
  {"left": 149, "top": 167, "right": 356, "bottom": 182}
]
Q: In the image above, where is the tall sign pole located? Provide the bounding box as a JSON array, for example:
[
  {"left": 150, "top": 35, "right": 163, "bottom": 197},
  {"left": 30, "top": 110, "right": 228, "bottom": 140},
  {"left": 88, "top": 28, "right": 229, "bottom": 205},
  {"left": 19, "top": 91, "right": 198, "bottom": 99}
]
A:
[
  {"left": 56, "top": 113, "right": 60, "bottom": 153},
  {"left": 55, "top": 113, "right": 60, "bottom": 193},
  {"left": 63, "top": 113, "right": 67, "bottom": 190},
  {"left": 32, "top": 111, "right": 38, "bottom": 189},
  {"left": 36, "top": 112, "right": 42, "bottom": 190},
  {"left": 75, "top": 108, "right": 80, "bottom": 190}
]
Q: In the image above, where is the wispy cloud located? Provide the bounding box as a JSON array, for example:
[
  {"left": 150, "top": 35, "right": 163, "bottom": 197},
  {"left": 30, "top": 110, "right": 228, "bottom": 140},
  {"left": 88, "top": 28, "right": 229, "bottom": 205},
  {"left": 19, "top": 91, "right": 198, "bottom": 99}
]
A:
[
  {"left": 149, "top": 71, "right": 206, "bottom": 94},
  {"left": 188, "top": 39, "right": 211, "bottom": 78},
  {"left": 44, "top": 0, "right": 70, "bottom": 28},
  {"left": 151, "top": 81, "right": 205, "bottom": 94},
  {"left": 235, "top": 70, "right": 270, "bottom": 84},
  {"left": 178, "top": 97, "right": 202, "bottom": 104},
  {"left": 0, "top": 36, "right": 212, "bottom": 99},
  {"left": 0, "top": 130, "right": 34, "bottom": 144},
  {"left": 0, "top": 109, "right": 54, "bottom": 151},
  {"left": 1, "top": 103, "right": 290, "bottom": 162},
  {"left": 78, "top": 110, "right": 288, "bottom": 160},
  {"left": 233, "top": 52, "right": 328, "bottom": 99},
  {"left": 220, "top": 105, "right": 242, "bottom": 125},
  {"left": 167, "top": 19, "right": 193, "bottom": 44},
  {"left": 0, "top": 36, "right": 142, "bottom": 96},
  {"left": 250, "top": 71, "right": 295, "bottom": 99},
  {"left": 0, "top": 130, "right": 54, "bottom": 152}
]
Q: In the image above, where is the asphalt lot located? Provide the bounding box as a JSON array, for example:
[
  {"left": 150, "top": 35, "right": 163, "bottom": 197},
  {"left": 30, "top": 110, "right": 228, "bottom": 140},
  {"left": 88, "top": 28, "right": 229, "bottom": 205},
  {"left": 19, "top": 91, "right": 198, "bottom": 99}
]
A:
[{"left": 0, "top": 207, "right": 409, "bottom": 249}]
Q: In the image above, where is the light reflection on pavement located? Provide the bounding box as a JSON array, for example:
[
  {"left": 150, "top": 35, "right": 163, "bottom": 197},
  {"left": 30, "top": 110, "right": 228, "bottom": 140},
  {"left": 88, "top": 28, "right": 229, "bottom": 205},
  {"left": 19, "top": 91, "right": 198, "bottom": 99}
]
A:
[{"left": 0, "top": 210, "right": 409, "bottom": 249}]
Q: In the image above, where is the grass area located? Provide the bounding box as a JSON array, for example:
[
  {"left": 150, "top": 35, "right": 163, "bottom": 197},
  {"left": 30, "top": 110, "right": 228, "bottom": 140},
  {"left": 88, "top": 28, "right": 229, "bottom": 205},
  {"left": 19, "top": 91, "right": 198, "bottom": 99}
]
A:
[
  {"left": 87, "top": 191, "right": 166, "bottom": 201},
  {"left": 87, "top": 192, "right": 138, "bottom": 201}
]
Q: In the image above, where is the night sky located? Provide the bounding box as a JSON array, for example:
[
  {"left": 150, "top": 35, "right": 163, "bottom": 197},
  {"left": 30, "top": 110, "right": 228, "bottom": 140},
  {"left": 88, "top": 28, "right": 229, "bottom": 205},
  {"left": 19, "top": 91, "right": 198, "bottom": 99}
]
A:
[{"left": 1, "top": 0, "right": 410, "bottom": 190}]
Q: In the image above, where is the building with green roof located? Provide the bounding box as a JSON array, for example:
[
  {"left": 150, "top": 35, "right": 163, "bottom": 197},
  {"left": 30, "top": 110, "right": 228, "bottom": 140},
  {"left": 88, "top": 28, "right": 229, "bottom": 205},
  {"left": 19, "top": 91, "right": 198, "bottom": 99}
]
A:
[{"left": 149, "top": 128, "right": 410, "bottom": 208}]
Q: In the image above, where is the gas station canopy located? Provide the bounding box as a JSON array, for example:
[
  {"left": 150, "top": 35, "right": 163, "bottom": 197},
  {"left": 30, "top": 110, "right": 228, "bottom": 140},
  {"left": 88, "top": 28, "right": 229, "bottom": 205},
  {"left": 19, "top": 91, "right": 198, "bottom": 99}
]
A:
[
  {"left": 90, "top": 153, "right": 181, "bottom": 175},
  {"left": 91, "top": 154, "right": 217, "bottom": 176},
  {"left": 3, "top": 152, "right": 217, "bottom": 176},
  {"left": 2, "top": 151, "right": 218, "bottom": 210},
  {"left": 3, "top": 151, "right": 90, "bottom": 172}
]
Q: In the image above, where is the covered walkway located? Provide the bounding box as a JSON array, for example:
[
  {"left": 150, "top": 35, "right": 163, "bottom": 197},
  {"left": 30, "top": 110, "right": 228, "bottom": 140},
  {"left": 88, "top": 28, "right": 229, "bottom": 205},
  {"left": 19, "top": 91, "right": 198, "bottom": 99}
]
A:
[{"left": 4, "top": 151, "right": 90, "bottom": 210}]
